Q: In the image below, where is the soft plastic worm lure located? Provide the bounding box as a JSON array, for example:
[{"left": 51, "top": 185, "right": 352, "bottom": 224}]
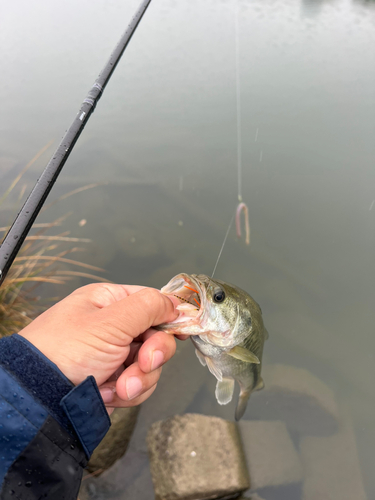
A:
[{"left": 236, "top": 202, "right": 250, "bottom": 245}]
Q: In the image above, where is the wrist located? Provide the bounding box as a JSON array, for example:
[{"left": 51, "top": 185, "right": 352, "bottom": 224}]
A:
[
  {"left": 0, "top": 334, "right": 76, "bottom": 432},
  {"left": 18, "top": 330, "right": 84, "bottom": 386},
  {"left": 0, "top": 334, "right": 111, "bottom": 458}
]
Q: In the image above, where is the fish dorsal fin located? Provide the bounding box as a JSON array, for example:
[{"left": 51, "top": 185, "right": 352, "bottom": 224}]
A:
[
  {"left": 206, "top": 357, "right": 223, "bottom": 381},
  {"left": 228, "top": 346, "right": 260, "bottom": 364},
  {"left": 195, "top": 349, "right": 207, "bottom": 367},
  {"left": 215, "top": 378, "right": 235, "bottom": 405}
]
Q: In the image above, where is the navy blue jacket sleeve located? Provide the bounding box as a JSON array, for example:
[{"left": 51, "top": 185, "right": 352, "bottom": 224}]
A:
[{"left": 0, "top": 334, "right": 111, "bottom": 500}]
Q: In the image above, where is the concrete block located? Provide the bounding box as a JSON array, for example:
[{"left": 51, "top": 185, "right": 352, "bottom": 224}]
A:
[
  {"left": 246, "top": 364, "right": 339, "bottom": 435},
  {"left": 87, "top": 406, "right": 140, "bottom": 474},
  {"left": 300, "top": 417, "right": 367, "bottom": 500},
  {"left": 147, "top": 414, "right": 250, "bottom": 500},
  {"left": 239, "top": 420, "right": 302, "bottom": 490}
]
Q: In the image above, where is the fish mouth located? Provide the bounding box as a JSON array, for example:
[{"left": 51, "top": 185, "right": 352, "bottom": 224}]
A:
[{"left": 160, "top": 273, "right": 206, "bottom": 330}]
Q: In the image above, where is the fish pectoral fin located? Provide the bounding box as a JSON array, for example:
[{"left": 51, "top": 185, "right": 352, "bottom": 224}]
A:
[
  {"left": 195, "top": 349, "right": 207, "bottom": 366},
  {"left": 215, "top": 378, "right": 235, "bottom": 405},
  {"left": 228, "top": 346, "right": 260, "bottom": 364},
  {"left": 205, "top": 357, "right": 223, "bottom": 382}
]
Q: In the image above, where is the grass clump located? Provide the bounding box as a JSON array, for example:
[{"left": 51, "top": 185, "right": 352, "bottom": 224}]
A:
[{"left": 0, "top": 142, "right": 106, "bottom": 338}]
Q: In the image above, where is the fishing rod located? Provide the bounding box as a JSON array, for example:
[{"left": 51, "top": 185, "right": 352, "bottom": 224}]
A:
[{"left": 0, "top": 0, "right": 153, "bottom": 287}]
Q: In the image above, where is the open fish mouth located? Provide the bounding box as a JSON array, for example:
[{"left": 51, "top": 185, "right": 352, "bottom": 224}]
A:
[{"left": 160, "top": 273, "right": 206, "bottom": 328}]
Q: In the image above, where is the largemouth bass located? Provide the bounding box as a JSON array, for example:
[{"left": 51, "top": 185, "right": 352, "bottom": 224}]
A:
[{"left": 159, "top": 273, "right": 268, "bottom": 420}]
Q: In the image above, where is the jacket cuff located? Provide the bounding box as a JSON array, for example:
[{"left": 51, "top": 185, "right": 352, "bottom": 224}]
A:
[
  {"left": 61, "top": 376, "right": 111, "bottom": 457},
  {"left": 0, "top": 334, "right": 110, "bottom": 457}
]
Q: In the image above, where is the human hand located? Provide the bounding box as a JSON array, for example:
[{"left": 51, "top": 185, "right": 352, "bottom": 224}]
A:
[{"left": 18, "top": 283, "right": 181, "bottom": 411}]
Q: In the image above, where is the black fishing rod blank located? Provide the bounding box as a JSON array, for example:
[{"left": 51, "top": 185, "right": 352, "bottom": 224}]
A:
[{"left": 0, "top": 0, "right": 153, "bottom": 286}]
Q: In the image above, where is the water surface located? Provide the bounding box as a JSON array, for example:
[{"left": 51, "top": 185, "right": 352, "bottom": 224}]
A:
[{"left": 1, "top": 0, "right": 374, "bottom": 498}]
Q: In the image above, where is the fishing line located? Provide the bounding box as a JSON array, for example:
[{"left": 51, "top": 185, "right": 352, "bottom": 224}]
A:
[
  {"left": 211, "top": 214, "right": 235, "bottom": 279},
  {"left": 234, "top": 2, "right": 250, "bottom": 246},
  {"left": 235, "top": 3, "right": 242, "bottom": 204},
  {"left": 211, "top": 2, "right": 249, "bottom": 279}
]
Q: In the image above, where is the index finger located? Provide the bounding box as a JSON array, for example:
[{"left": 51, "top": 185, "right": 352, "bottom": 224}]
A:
[{"left": 97, "top": 288, "right": 179, "bottom": 341}]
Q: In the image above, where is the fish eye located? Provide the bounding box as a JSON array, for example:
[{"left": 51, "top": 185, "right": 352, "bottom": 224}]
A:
[{"left": 213, "top": 288, "right": 225, "bottom": 303}]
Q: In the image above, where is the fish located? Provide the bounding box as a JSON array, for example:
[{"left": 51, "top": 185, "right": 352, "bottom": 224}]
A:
[{"left": 159, "top": 273, "right": 268, "bottom": 420}]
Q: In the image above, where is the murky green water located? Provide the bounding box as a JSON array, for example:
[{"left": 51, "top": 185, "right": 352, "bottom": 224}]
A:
[{"left": 1, "top": 0, "right": 374, "bottom": 498}]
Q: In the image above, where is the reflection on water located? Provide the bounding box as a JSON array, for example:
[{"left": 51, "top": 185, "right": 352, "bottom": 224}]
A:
[
  {"left": 1, "top": 0, "right": 374, "bottom": 498},
  {"left": 300, "top": 0, "right": 336, "bottom": 17}
]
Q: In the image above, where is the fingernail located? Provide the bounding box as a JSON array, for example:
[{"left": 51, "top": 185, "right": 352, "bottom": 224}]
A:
[
  {"left": 100, "top": 388, "right": 114, "bottom": 404},
  {"left": 126, "top": 377, "right": 143, "bottom": 400},
  {"left": 151, "top": 350, "right": 164, "bottom": 371}
]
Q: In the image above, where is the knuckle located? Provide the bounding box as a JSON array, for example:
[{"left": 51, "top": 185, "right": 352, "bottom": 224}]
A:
[
  {"left": 82, "top": 283, "right": 103, "bottom": 292},
  {"left": 140, "top": 288, "right": 164, "bottom": 308},
  {"left": 80, "top": 283, "right": 116, "bottom": 307},
  {"left": 70, "top": 283, "right": 96, "bottom": 296}
]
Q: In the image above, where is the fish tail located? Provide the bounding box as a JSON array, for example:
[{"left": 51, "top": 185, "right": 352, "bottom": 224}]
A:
[{"left": 235, "top": 388, "right": 251, "bottom": 421}]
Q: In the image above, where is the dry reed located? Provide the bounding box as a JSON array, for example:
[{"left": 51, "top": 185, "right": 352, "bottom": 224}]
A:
[{"left": 0, "top": 142, "right": 107, "bottom": 338}]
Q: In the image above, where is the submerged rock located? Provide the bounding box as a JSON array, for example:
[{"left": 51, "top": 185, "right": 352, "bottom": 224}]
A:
[
  {"left": 300, "top": 415, "right": 368, "bottom": 500},
  {"left": 245, "top": 364, "right": 339, "bottom": 436},
  {"left": 239, "top": 420, "right": 302, "bottom": 490},
  {"left": 87, "top": 406, "right": 140, "bottom": 474},
  {"left": 79, "top": 449, "right": 151, "bottom": 500},
  {"left": 147, "top": 413, "right": 250, "bottom": 500}
]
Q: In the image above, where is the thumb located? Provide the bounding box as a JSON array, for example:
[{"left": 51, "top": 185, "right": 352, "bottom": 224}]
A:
[{"left": 97, "top": 287, "right": 179, "bottom": 341}]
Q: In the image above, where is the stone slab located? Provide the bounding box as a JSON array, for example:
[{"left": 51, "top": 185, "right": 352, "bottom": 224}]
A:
[
  {"left": 239, "top": 420, "right": 302, "bottom": 490},
  {"left": 87, "top": 406, "right": 140, "bottom": 474},
  {"left": 147, "top": 413, "right": 250, "bottom": 500},
  {"left": 246, "top": 364, "right": 339, "bottom": 436},
  {"left": 300, "top": 416, "right": 367, "bottom": 500}
]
